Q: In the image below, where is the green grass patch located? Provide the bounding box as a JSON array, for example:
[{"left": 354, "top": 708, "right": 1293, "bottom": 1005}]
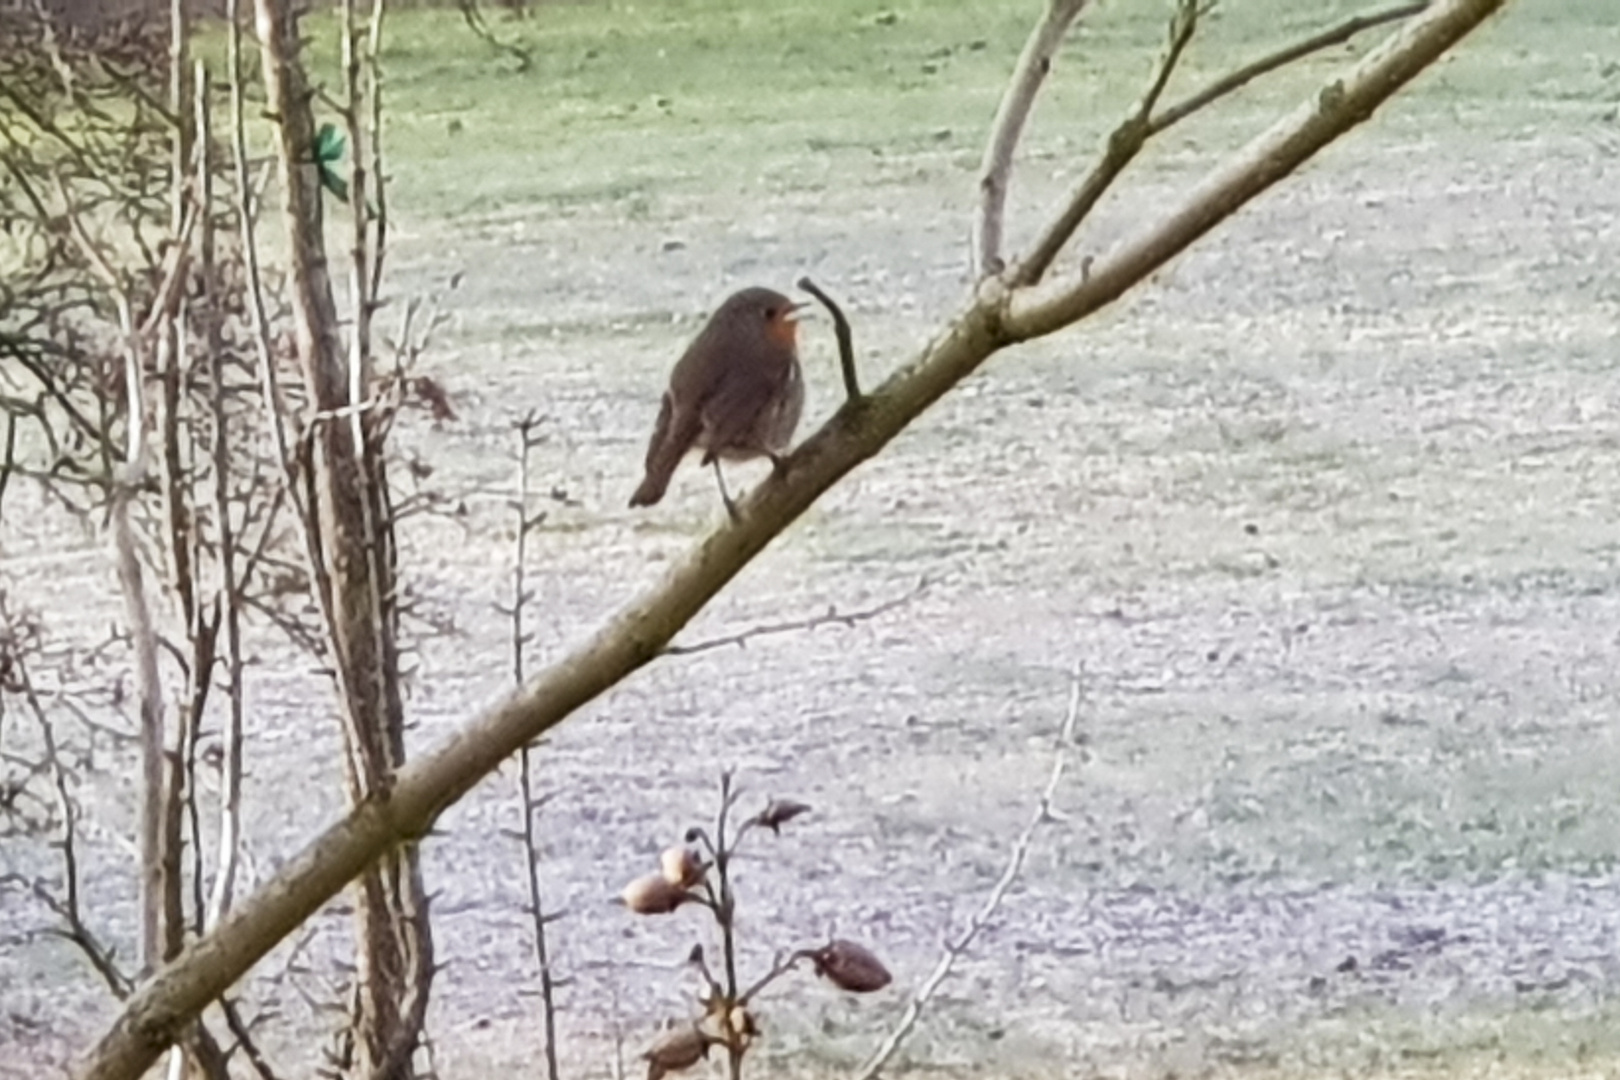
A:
[{"left": 248, "top": 0, "right": 1613, "bottom": 224}]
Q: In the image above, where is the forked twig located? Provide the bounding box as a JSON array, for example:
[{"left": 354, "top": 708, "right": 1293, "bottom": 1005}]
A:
[
  {"left": 624, "top": 775, "right": 879, "bottom": 1080},
  {"left": 201, "top": 56, "right": 249, "bottom": 941},
  {"left": 855, "top": 661, "right": 1086, "bottom": 1080},
  {"left": 226, "top": 0, "right": 298, "bottom": 485},
  {"left": 663, "top": 577, "right": 926, "bottom": 657},
  {"left": 1006, "top": 0, "right": 1491, "bottom": 339},
  {"left": 1016, "top": 0, "right": 1200, "bottom": 286},
  {"left": 736, "top": 949, "right": 805, "bottom": 1005},
  {"left": 12, "top": 651, "right": 132, "bottom": 999},
  {"left": 219, "top": 996, "right": 284, "bottom": 1080},
  {"left": 454, "top": 0, "right": 533, "bottom": 72},
  {"left": 1148, "top": 1, "right": 1430, "bottom": 135},
  {"left": 796, "top": 277, "right": 861, "bottom": 402},
  {"left": 1016, "top": 0, "right": 1429, "bottom": 286}
]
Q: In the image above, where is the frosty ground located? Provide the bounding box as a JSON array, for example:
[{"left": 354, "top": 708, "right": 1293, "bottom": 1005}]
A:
[{"left": 3, "top": 1, "right": 1619, "bottom": 1076}]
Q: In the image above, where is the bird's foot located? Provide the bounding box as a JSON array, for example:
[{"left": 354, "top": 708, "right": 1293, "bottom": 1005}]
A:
[{"left": 711, "top": 459, "right": 742, "bottom": 522}]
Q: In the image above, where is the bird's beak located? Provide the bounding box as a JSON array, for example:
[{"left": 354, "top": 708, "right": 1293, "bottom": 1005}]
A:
[{"left": 785, "top": 301, "right": 812, "bottom": 322}]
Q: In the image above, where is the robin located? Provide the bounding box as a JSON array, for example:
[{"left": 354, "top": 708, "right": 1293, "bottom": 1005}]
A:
[{"left": 629, "top": 286, "right": 805, "bottom": 514}]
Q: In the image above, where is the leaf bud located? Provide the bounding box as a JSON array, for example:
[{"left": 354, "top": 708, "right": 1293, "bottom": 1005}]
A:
[
  {"left": 660, "top": 845, "right": 705, "bottom": 888},
  {"left": 810, "top": 939, "right": 892, "bottom": 993},
  {"left": 643, "top": 1022, "right": 709, "bottom": 1080},
  {"left": 620, "top": 873, "right": 689, "bottom": 915}
]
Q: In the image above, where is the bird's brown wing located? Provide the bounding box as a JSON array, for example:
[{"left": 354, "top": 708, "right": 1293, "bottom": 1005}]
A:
[
  {"left": 642, "top": 391, "right": 675, "bottom": 474},
  {"left": 697, "top": 347, "right": 796, "bottom": 462}
]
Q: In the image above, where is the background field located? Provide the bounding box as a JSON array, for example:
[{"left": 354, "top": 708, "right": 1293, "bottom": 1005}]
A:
[{"left": 3, "top": 0, "right": 1619, "bottom": 1076}]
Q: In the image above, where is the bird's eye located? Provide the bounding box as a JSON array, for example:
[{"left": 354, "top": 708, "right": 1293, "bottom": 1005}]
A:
[{"left": 764, "top": 306, "right": 778, "bottom": 320}]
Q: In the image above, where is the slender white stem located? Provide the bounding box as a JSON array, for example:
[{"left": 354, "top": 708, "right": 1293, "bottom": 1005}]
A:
[
  {"left": 973, "top": 0, "right": 1091, "bottom": 277},
  {"left": 855, "top": 662, "right": 1085, "bottom": 1080}
]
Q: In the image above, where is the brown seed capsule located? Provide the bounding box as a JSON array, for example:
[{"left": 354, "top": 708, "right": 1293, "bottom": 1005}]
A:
[
  {"left": 755, "top": 798, "right": 811, "bottom": 835},
  {"left": 620, "top": 873, "right": 689, "bottom": 915},
  {"left": 727, "top": 1004, "right": 759, "bottom": 1047},
  {"left": 660, "top": 845, "right": 705, "bottom": 888},
  {"left": 810, "top": 939, "right": 892, "bottom": 993},
  {"left": 643, "top": 1022, "right": 708, "bottom": 1080}
]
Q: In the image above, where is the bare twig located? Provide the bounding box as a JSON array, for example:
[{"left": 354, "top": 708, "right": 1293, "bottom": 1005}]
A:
[
  {"left": 1015, "top": 0, "right": 1428, "bottom": 287},
  {"left": 1015, "top": 0, "right": 1200, "bottom": 286},
  {"left": 205, "top": 53, "right": 249, "bottom": 928},
  {"left": 1148, "top": 1, "right": 1430, "bottom": 135},
  {"left": 510, "top": 413, "right": 562, "bottom": 1080},
  {"left": 664, "top": 577, "right": 926, "bottom": 657},
  {"left": 365, "top": 3, "right": 389, "bottom": 304},
  {"left": 855, "top": 661, "right": 1086, "bottom": 1080},
  {"left": 108, "top": 324, "right": 167, "bottom": 982},
  {"left": 226, "top": 0, "right": 299, "bottom": 491},
  {"left": 707, "top": 773, "right": 749, "bottom": 1080},
  {"left": 219, "top": 997, "right": 284, "bottom": 1080},
  {"left": 711, "top": 772, "right": 742, "bottom": 1004},
  {"left": 186, "top": 58, "right": 220, "bottom": 943},
  {"left": 1003, "top": 0, "right": 1499, "bottom": 338},
  {"left": 169, "top": 0, "right": 194, "bottom": 234},
  {"left": 177, "top": 600, "right": 219, "bottom": 945},
  {"left": 608, "top": 972, "right": 626, "bottom": 1080},
  {"left": 14, "top": 653, "right": 132, "bottom": 999},
  {"left": 736, "top": 950, "right": 805, "bottom": 1005},
  {"left": 0, "top": 412, "right": 17, "bottom": 527},
  {"left": 796, "top": 277, "right": 860, "bottom": 402},
  {"left": 453, "top": 0, "right": 533, "bottom": 72},
  {"left": 974, "top": 0, "right": 1092, "bottom": 277},
  {"left": 342, "top": 0, "right": 376, "bottom": 395}
]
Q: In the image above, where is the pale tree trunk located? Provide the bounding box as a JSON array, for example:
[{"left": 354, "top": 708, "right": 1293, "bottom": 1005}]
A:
[{"left": 252, "top": 0, "right": 432, "bottom": 1076}]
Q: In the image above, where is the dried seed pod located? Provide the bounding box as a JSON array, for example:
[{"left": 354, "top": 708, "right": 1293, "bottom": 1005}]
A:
[
  {"left": 643, "top": 1022, "right": 708, "bottom": 1080},
  {"left": 660, "top": 845, "right": 705, "bottom": 888},
  {"left": 620, "top": 873, "right": 689, "bottom": 915},
  {"left": 810, "top": 939, "right": 892, "bottom": 993},
  {"left": 754, "top": 798, "right": 811, "bottom": 835},
  {"left": 727, "top": 1004, "right": 759, "bottom": 1046}
]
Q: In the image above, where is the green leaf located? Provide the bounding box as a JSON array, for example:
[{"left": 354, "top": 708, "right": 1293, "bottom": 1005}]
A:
[
  {"left": 319, "top": 162, "right": 350, "bottom": 202},
  {"left": 315, "top": 122, "right": 346, "bottom": 166}
]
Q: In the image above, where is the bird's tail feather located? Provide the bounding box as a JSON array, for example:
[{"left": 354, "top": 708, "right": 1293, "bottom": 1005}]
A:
[
  {"left": 628, "top": 394, "right": 690, "bottom": 507},
  {"left": 629, "top": 461, "right": 676, "bottom": 507}
]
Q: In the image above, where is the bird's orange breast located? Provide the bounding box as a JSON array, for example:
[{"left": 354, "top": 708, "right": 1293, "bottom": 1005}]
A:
[{"left": 764, "top": 318, "right": 799, "bottom": 350}]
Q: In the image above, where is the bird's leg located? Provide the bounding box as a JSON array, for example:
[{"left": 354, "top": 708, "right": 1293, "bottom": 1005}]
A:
[
  {"left": 711, "top": 459, "right": 740, "bottom": 522},
  {"left": 767, "top": 451, "right": 789, "bottom": 477}
]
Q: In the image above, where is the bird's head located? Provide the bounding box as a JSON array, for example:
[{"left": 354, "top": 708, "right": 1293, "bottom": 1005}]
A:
[{"left": 719, "top": 286, "right": 804, "bottom": 350}]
